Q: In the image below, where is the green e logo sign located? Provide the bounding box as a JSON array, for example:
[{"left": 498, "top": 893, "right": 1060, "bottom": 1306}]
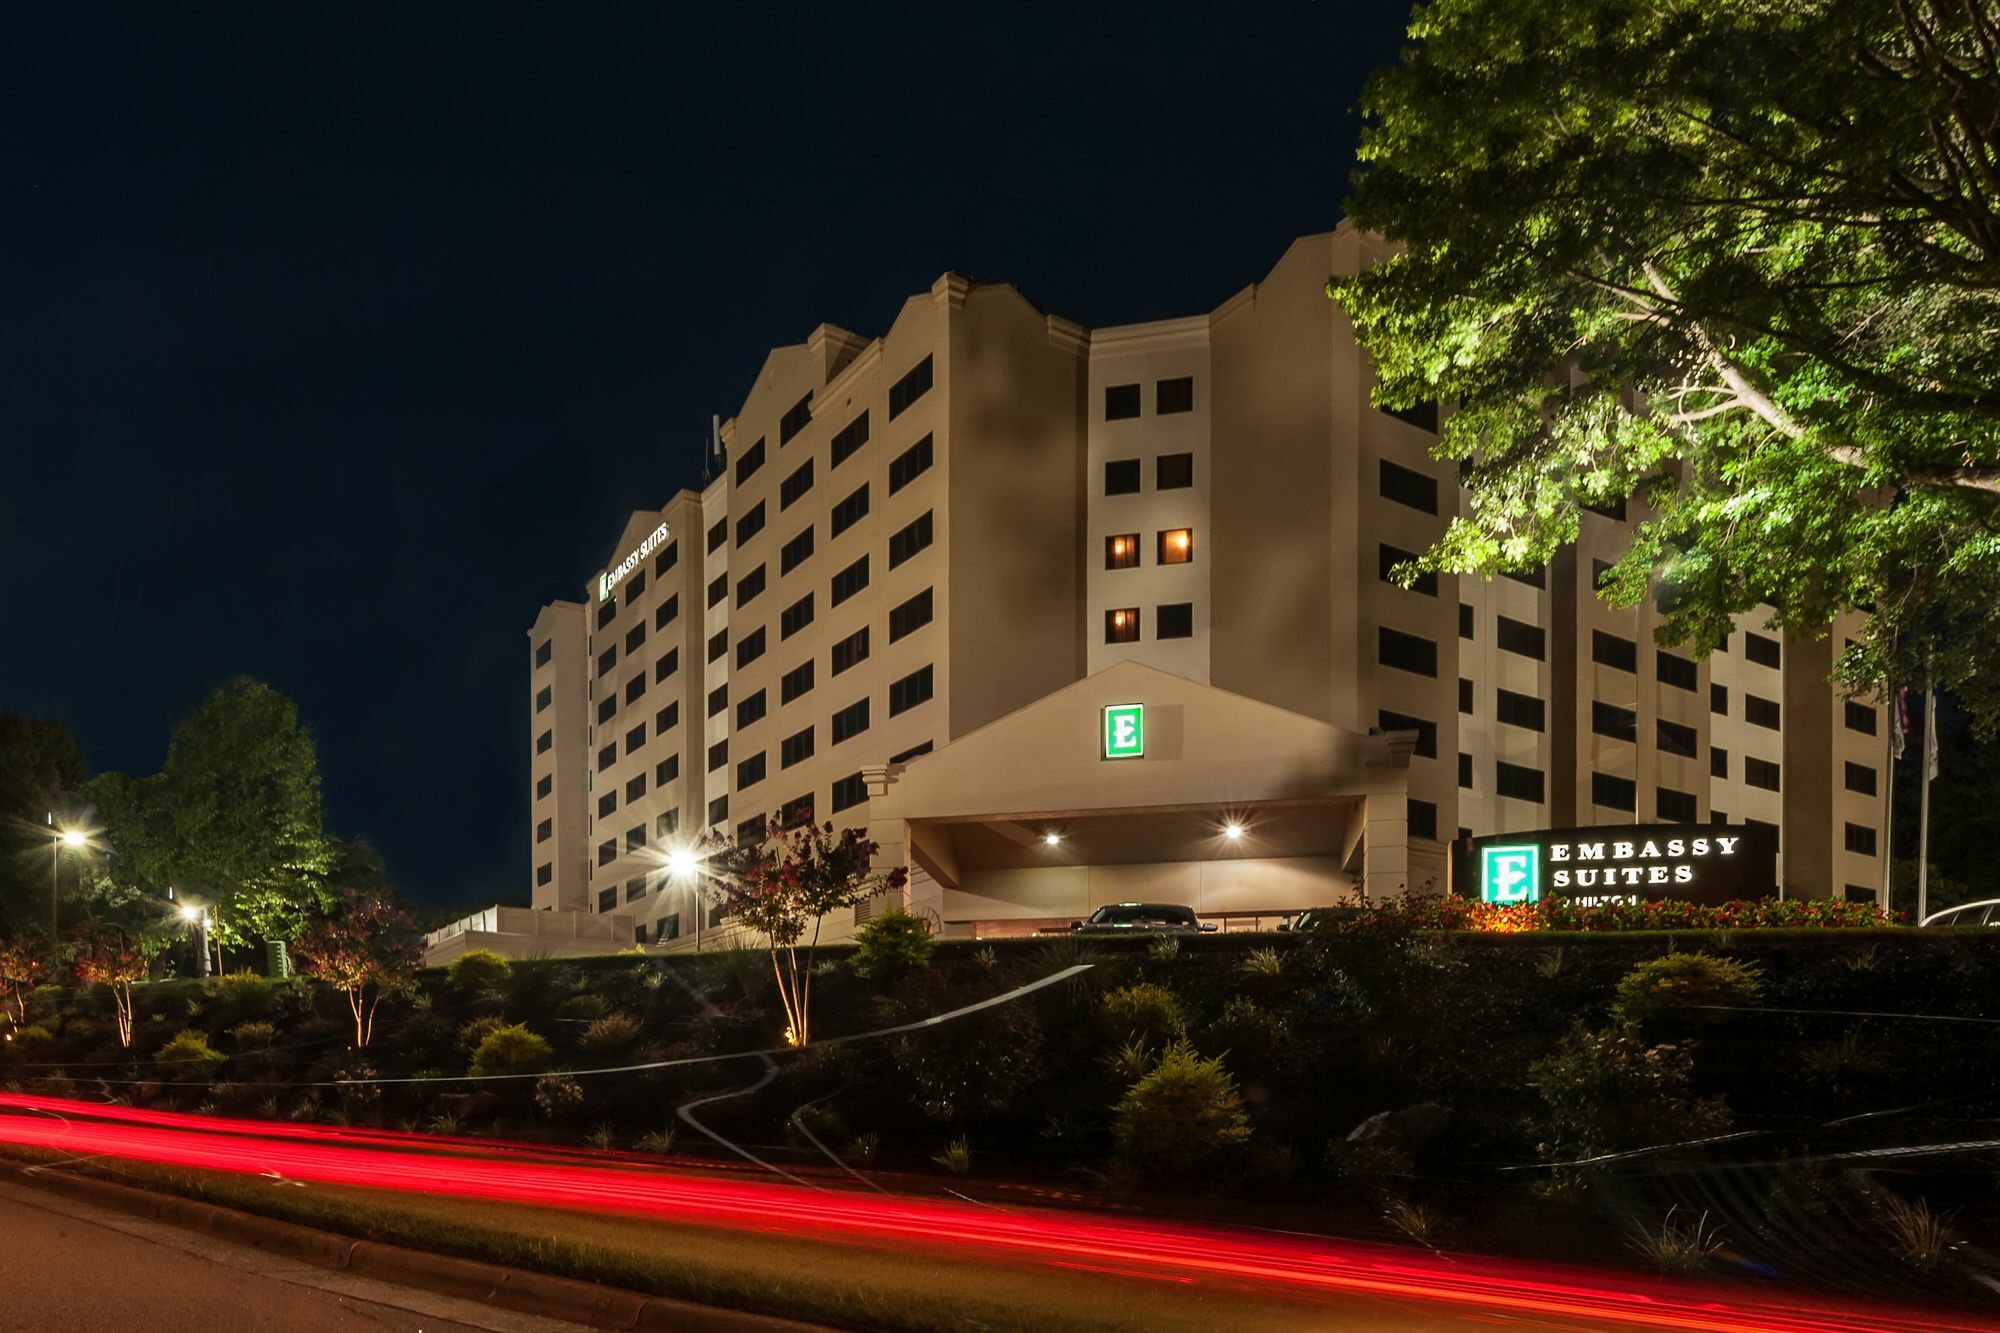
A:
[
  {"left": 1481, "top": 845, "right": 1540, "bottom": 905},
  {"left": 1103, "top": 703, "right": 1144, "bottom": 759}
]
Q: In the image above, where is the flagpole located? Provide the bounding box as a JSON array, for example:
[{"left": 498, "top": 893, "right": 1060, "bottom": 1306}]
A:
[
  {"left": 1917, "top": 679, "right": 1934, "bottom": 924},
  {"left": 1880, "top": 693, "right": 1895, "bottom": 914}
]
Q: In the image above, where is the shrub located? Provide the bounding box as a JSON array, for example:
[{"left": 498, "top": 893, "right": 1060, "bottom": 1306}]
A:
[
  {"left": 1610, "top": 952, "right": 1763, "bottom": 1031},
  {"left": 1101, "top": 982, "right": 1184, "bottom": 1046},
  {"left": 1200, "top": 996, "right": 1288, "bottom": 1074},
  {"left": 155, "top": 1031, "right": 227, "bottom": 1082},
  {"left": 893, "top": 1003, "right": 1043, "bottom": 1122},
  {"left": 933, "top": 1136, "right": 973, "bottom": 1175},
  {"left": 447, "top": 950, "right": 512, "bottom": 992},
  {"left": 230, "top": 1021, "right": 278, "bottom": 1052},
  {"left": 1530, "top": 1023, "right": 1730, "bottom": 1166},
  {"left": 556, "top": 992, "right": 609, "bottom": 1023},
  {"left": 457, "top": 1014, "right": 508, "bottom": 1052},
  {"left": 8, "top": 1025, "right": 54, "bottom": 1053},
  {"left": 1238, "top": 947, "right": 1285, "bottom": 978},
  {"left": 205, "top": 971, "right": 275, "bottom": 1012},
  {"left": 851, "top": 908, "right": 936, "bottom": 980},
  {"left": 1113, "top": 1037, "right": 1251, "bottom": 1171},
  {"left": 469, "top": 1023, "right": 553, "bottom": 1078},
  {"left": 578, "top": 1012, "right": 643, "bottom": 1053},
  {"left": 533, "top": 1071, "right": 586, "bottom": 1121}
]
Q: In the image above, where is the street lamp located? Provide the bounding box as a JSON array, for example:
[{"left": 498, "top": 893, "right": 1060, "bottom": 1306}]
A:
[
  {"left": 48, "top": 817, "right": 92, "bottom": 939},
  {"left": 176, "top": 903, "right": 212, "bottom": 978}
]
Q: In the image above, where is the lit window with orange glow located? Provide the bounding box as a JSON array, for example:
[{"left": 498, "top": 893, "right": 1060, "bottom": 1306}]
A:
[
  {"left": 1158, "top": 528, "right": 1194, "bottom": 564},
  {"left": 1104, "top": 607, "right": 1140, "bottom": 644},
  {"left": 1105, "top": 533, "right": 1140, "bottom": 570}
]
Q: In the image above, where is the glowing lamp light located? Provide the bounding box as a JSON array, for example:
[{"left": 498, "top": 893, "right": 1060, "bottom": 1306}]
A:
[
  {"left": 1223, "top": 822, "right": 1244, "bottom": 840},
  {"left": 665, "top": 846, "right": 702, "bottom": 880},
  {"left": 59, "top": 830, "right": 87, "bottom": 849},
  {"left": 1112, "top": 611, "right": 1126, "bottom": 627},
  {"left": 1172, "top": 531, "right": 1189, "bottom": 549},
  {"left": 1112, "top": 538, "right": 1127, "bottom": 555},
  {"left": 178, "top": 905, "right": 202, "bottom": 922},
  {"left": 1043, "top": 832, "right": 1062, "bottom": 847}
]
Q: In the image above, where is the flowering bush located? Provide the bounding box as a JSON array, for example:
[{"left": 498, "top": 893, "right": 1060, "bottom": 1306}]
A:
[{"left": 1342, "top": 894, "right": 1896, "bottom": 934}]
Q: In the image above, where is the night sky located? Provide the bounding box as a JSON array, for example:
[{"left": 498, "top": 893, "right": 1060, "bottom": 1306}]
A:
[{"left": 3, "top": 3, "right": 1412, "bottom": 908}]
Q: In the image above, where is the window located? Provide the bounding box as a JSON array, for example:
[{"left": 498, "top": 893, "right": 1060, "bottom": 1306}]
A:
[
  {"left": 1379, "top": 459, "right": 1437, "bottom": 514},
  {"left": 1497, "top": 616, "right": 1545, "bottom": 660},
  {"left": 624, "top": 723, "right": 645, "bottom": 752},
  {"left": 1157, "top": 452, "right": 1194, "bottom": 489},
  {"left": 655, "top": 594, "right": 679, "bottom": 629},
  {"left": 536, "top": 773, "right": 553, "bottom": 799},
  {"left": 1845, "top": 761, "right": 1877, "bottom": 796},
  {"left": 1584, "top": 497, "right": 1628, "bottom": 521},
  {"left": 621, "top": 621, "right": 647, "bottom": 656},
  {"left": 781, "top": 659, "right": 814, "bottom": 704},
  {"left": 1844, "top": 700, "right": 1878, "bottom": 734},
  {"left": 707, "top": 739, "right": 729, "bottom": 771},
  {"left": 889, "top": 511, "right": 934, "bottom": 568},
  {"left": 707, "top": 683, "right": 728, "bottom": 718},
  {"left": 1105, "top": 383, "right": 1141, "bottom": 420},
  {"left": 1157, "top": 528, "right": 1193, "bottom": 564},
  {"left": 777, "top": 526, "right": 815, "bottom": 576},
  {"left": 1385, "top": 400, "right": 1440, "bottom": 433},
  {"left": 832, "top": 697, "right": 870, "bottom": 744},
  {"left": 624, "top": 674, "right": 646, "bottom": 705},
  {"left": 598, "top": 887, "right": 617, "bottom": 913},
  {"left": 1459, "top": 603, "right": 1473, "bottom": 639},
  {"left": 781, "top": 593, "right": 814, "bottom": 639},
  {"left": 1592, "top": 559, "right": 1616, "bottom": 591},
  {"left": 734, "top": 501, "right": 766, "bottom": 548},
  {"left": 1711, "top": 683, "right": 1729, "bottom": 715},
  {"left": 890, "top": 740, "right": 933, "bottom": 763},
  {"left": 536, "top": 685, "right": 552, "bottom": 713},
  {"left": 1378, "top": 627, "right": 1437, "bottom": 677},
  {"left": 832, "top": 772, "right": 867, "bottom": 813},
  {"left": 830, "top": 411, "right": 870, "bottom": 468},
  {"left": 598, "top": 791, "right": 618, "bottom": 818},
  {"left": 707, "top": 628, "right": 728, "bottom": 663},
  {"left": 735, "top": 626, "right": 766, "bottom": 669},
  {"left": 1105, "top": 607, "right": 1140, "bottom": 643},
  {"left": 1745, "top": 694, "right": 1781, "bottom": 729},
  {"left": 1408, "top": 798, "right": 1438, "bottom": 841},
  {"left": 537, "top": 862, "right": 553, "bottom": 887},
  {"left": 737, "top": 814, "right": 767, "bottom": 845},
  {"left": 735, "top": 564, "right": 766, "bottom": 608},
  {"left": 888, "top": 355, "right": 934, "bottom": 419},
  {"left": 783, "top": 792, "right": 815, "bottom": 828},
  {"left": 656, "top": 701, "right": 679, "bottom": 732},
  {"left": 598, "top": 742, "right": 617, "bottom": 771},
  {"left": 534, "top": 639, "right": 552, "bottom": 668},
  {"left": 707, "top": 573, "right": 727, "bottom": 608},
  {"left": 707, "top": 518, "right": 727, "bottom": 554},
  {"left": 1458, "top": 752, "right": 1473, "bottom": 788},
  {"left": 1593, "top": 771, "right": 1637, "bottom": 811},
  {"left": 889, "top": 434, "right": 933, "bottom": 493},
  {"left": 831, "top": 626, "right": 869, "bottom": 676},
  {"left": 1657, "top": 650, "right": 1697, "bottom": 691},
  {"left": 1156, "top": 376, "right": 1194, "bottom": 414},
  {"left": 707, "top": 795, "right": 729, "bottom": 827},
  {"left": 1105, "top": 533, "right": 1140, "bottom": 569},
  {"left": 780, "top": 459, "right": 814, "bottom": 509},
  {"left": 1157, "top": 602, "right": 1194, "bottom": 639},
  {"left": 782, "top": 727, "right": 814, "bottom": 768},
  {"left": 735, "top": 436, "right": 765, "bottom": 485},
  {"left": 598, "top": 839, "right": 616, "bottom": 867},
  {"left": 830, "top": 555, "right": 869, "bottom": 607},
  {"left": 1592, "top": 700, "right": 1638, "bottom": 742},
  {"left": 1844, "top": 823, "right": 1878, "bottom": 856},
  {"left": 1503, "top": 565, "right": 1547, "bottom": 590},
  {"left": 626, "top": 878, "right": 646, "bottom": 904},
  {"left": 657, "top": 753, "right": 680, "bottom": 786},
  {"left": 1592, "top": 630, "right": 1638, "bottom": 672},
  {"left": 1658, "top": 719, "right": 1698, "bottom": 758},
  {"left": 1744, "top": 633, "right": 1782, "bottom": 668},
  {"left": 625, "top": 773, "right": 647, "bottom": 802},
  {"left": 779, "top": 393, "right": 812, "bottom": 445},
  {"left": 654, "top": 541, "right": 678, "bottom": 577},
  {"left": 656, "top": 809, "right": 679, "bottom": 837},
  {"left": 889, "top": 588, "right": 933, "bottom": 642},
  {"left": 1497, "top": 761, "right": 1546, "bottom": 803},
  {"left": 1712, "top": 810, "right": 1729, "bottom": 826},
  {"left": 1458, "top": 678, "right": 1474, "bottom": 714},
  {"left": 1658, "top": 787, "right": 1698, "bottom": 823},
  {"left": 597, "top": 601, "right": 616, "bottom": 630},
  {"left": 537, "top": 818, "right": 553, "bottom": 843},
  {"left": 1746, "top": 757, "right": 1782, "bottom": 790},
  {"left": 537, "top": 730, "right": 552, "bottom": 755},
  {"left": 1711, "top": 747, "right": 1728, "bottom": 778},
  {"left": 1496, "top": 689, "right": 1546, "bottom": 732},
  {"left": 598, "top": 645, "right": 617, "bottom": 676},
  {"left": 1378, "top": 544, "right": 1437, "bottom": 596},
  {"left": 1378, "top": 710, "right": 1437, "bottom": 759},
  {"left": 889, "top": 665, "right": 933, "bottom": 715},
  {"left": 736, "top": 689, "right": 766, "bottom": 729},
  {"left": 655, "top": 648, "right": 679, "bottom": 682},
  {"left": 1104, "top": 458, "right": 1141, "bottom": 495},
  {"left": 737, "top": 752, "right": 766, "bottom": 788}
]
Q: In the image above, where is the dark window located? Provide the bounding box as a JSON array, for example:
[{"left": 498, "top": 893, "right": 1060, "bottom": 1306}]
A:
[
  {"left": 831, "top": 626, "right": 869, "bottom": 676},
  {"left": 1745, "top": 757, "right": 1782, "bottom": 790},
  {"left": 656, "top": 808, "right": 679, "bottom": 837},
  {"left": 626, "top": 878, "right": 645, "bottom": 904},
  {"left": 1105, "top": 383, "right": 1141, "bottom": 420},
  {"left": 1497, "top": 762, "right": 1545, "bottom": 803},
  {"left": 657, "top": 754, "right": 679, "bottom": 785},
  {"left": 781, "top": 727, "right": 814, "bottom": 768},
  {"left": 781, "top": 593, "right": 814, "bottom": 639},
  {"left": 1658, "top": 719, "right": 1698, "bottom": 758},
  {"left": 708, "top": 795, "right": 729, "bottom": 827},
  {"left": 655, "top": 594, "right": 679, "bottom": 629},
  {"left": 1844, "top": 700, "right": 1877, "bottom": 735},
  {"left": 888, "top": 355, "right": 933, "bottom": 419},
  {"left": 888, "top": 511, "right": 933, "bottom": 568},
  {"left": 736, "top": 564, "right": 767, "bottom": 607},
  {"left": 1379, "top": 544, "right": 1437, "bottom": 596},
  {"left": 780, "top": 459, "right": 814, "bottom": 509},
  {"left": 831, "top": 485, "right": 869, "bottom": 537},
  {"left": 1458, "top": 677, "right": 1474, "bottom": 714},
  {"left": 656, "top": 701, "right": 679, "bottom": 733},
  {"left": 832, "top": 697, "right": 870, "bottom": 744},
  {"left": 830, "top": 555, "right": 869, "bottom": 606},
  {"left": 1503, "top": 565, "right": 1547, "bottom": 590},
  {"left": 735, "top": 501, "right": 766, "bottom": 548},
  {"left": 1592, "top": 700, "right": 1638, "bottom": 742},
  {"left": 624, "top": 571, "right": 648, "bottom": 604},
  {"left": 1106, "top": 533, "right": 1140, "bottom": 569},
  {"left": 1745, "top": 694, "right": 1781, "bottom": 729},
  {"left": 536, "top": 685, "right": 552, "bottom": 713},
  {"left": 624, "top": 674, "right": 645, "bottom": 704},
  {"left": 624, "top": 723, "right": 644, "bottom": 751},
  {"left": 1106, "top": 607, "right": 1140, "bottom": 643},
  {"left": 1657, "top": 650, "right": 1697, "bottom": 691},
  {"left": 598, "top": 887, "right": 617, "bottom": 912},
  {"left": 1712, "top": 683, "right": 1729, "bottom": 715},
  {"left": 1711, "top": 747, "right": 1728, "bottom": 778},
  {"left": 1584, "top": 497, "right": 1628, "bottom": 521},
  {"left": 1408, "top": 798, "right": 1438, "bottom": 841},
  {"left": 598, "top": 743, "right": 616, "bottom": 771},
  {"left": 1385, "top": 400, "right": 1439, "bottom": 433},
  {"left": 1458, "top": 752, "right": 1473, "bottom": 788},
  {"left": 598, "top": 646, "right": 617, "bottom": 676},
  {"left": 1592, "top": 559, "right": 1616, "bottom": 592},
  {"left": 831, "top": 772, "right": 867, "bottom": 812},
  {"left": 597, "top": 601, "right": 616, "bottom": 630},
  {"left": 736, "top": 627, "right": 767, "bottom": 670},
  {"left": 1845, "top": 761, "right": 1877, "bottom": 796},
  {"left": 598, "top": 695, "right": 617, "bottom": 724},
  {"left": 830, "top": 411, "right": 870, "bottom": 468},
  {"left": 1105, "top": 458, "right": 1141, "bottom": 495},
  {"left": 889, "top": 434, "right": 933, "bottom": 493},
  {"left": 707, "top": 518, "right": 727, "bottom": 554},
  {"left": 623, "top": 620, "right": 647, "bottom": 653},
  {"left": 1459, "top": 603, "right": 1474, "bottom": 640},
  {"left": 890, "top": 740, "right": 933, "bottom": 763},
  {"left": 707, "top": 739, "right": 728, "bottom": 771},
  {"left": 537, "top": 818, "right": 553, "bottom": 843},
  {"left": 889, "top": 665, "right": 934, "bottom": 715},
  {"left": 1844, "top": 822, "right": 1878, "bottom": 856},
  {"left": 1378, "top": 710, "right": 1436, "bottom": 759},
  {"left": 537, "top": 862, "right": 553, "bottom": 887},
  {"left": 534, "top": 639, "right": 552, "bottom": 668},
  {"left": 536, "top": 773, "right": 553, "bottom": 799},
  {"left": 782, "top": 792, "right": 815, "bottom": 828},
  {"left": 625, "top": 773, "right": 647, "bottom": 802},
  {"left": 1379, "top": 459, "right": 1437, "bottom": 514},
  {"left": 598, "top": 840, "right": 616, "bottom": 867},
  {"left": 736, "top": 689, "right": 766, "bottom": 729},
  {"left": 737, "top": 752, "right": 766, "bottom": 788},
  {"left": 1157, "top": 602, "right": 1194, "bottom": 639},
  {"left": 1497, "top": 616, "right": 1545, "bottom": 660},
  {"left": 1156, "top": 376, "right": 1194, "bottom": 414},
  {"left": 781, "top": 659, "right": 814, "bottom": 704},
  {"left": 1156, "top": 452, "right": 1194, "bottom": 489},
  {"left": 655, "top": 647, "right": 679, "bottom": 682},
  {"left": 1744, "top": 633, "right": 1782, "bottom": 669},
  {"left": 707, "top": 683, "right": 728, "bottom": 717},
  {"left": 737, "top": 814, "right": 767, "bottom": 845},
  {"left": 1593, "top": 630, "right": 1638, "bottom": 672},
  {"left": 707, "top": 573, "right": 727, "bottom": 608},
  {"left": 779, "top": 393, "right": 812, "bottom": 445},
  {"left": 1592, "top": 771, "right": 1637, "bottom": 811},
  {"left": 707, "top": 628, "right": 728, "bottom": 663},
  {"left": 654, "top": 541, "right": 678, "bottom": 577},
  {"left": 889, "top": 588, "right": 933, "bottom": 642},
  {"left": 1658, "top": 787, "right": 1698, "bottom": 823},
  {"left": 1497, "top": 689, "right": 1546, "bottom": 731},
  {"left": 780, "top": 525, "right": 815, "bottom": 575},
  {"left": 537, "top": 730, "right": 552, "bottom": 755},
  {"left": 735, "top": 437, "right": 766, "bottom": 485},
  {"left": 1378, "top": 627, "right": 1437, "bottom": 677}
]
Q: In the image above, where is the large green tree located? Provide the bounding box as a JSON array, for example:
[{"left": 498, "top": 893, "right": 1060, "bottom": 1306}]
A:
[{"left": 1336, "top": 0, "right": 2000, "bottom": 728}]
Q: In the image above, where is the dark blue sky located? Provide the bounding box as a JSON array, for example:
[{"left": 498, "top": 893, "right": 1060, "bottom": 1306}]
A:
[{"left": 1, "top": 2, "right": 1412, "bottom": 908}]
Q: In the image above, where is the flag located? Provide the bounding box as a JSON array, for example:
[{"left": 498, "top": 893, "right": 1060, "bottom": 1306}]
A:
[
  {"left": 1924, "top": 688, "right": 1941, "bottom": 781},
  {"left": 1891, "top": 687, "right": 1909, "bottom": 761}
]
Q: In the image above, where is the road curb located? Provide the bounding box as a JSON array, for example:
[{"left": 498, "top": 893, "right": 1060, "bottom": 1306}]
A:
[{"left": 4, "top": 1162, "right": 818, "bottom": 1331}]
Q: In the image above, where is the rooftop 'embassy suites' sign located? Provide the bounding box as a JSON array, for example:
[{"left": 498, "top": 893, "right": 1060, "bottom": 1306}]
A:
[
  {"left": 1465, "top": 823, "right": 1779, "bottom": 907},
  {"left": 599, "top": 523, "right": 670, "bottom": 602}
]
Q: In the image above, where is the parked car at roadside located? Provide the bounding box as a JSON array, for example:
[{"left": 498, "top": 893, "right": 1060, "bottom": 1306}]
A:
[
  {"left": 1279, "top": 905, "right": 1361, "bottom": 933},
  {"left": 1921, "top": 899, "right": 2000, "bottom": 927},
  {"left": 1071, "top": 903, "right": 1217, "bottom": 935}
]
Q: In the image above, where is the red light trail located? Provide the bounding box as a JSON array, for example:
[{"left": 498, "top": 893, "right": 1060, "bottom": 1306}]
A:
[{"left": 0, "top": 1093, "right": 1986, "bottom": 1333}]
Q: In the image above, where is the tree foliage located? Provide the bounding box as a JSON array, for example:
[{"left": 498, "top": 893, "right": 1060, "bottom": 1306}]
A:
[
  {"left": 291, "top": 889, "right": 420, "bottom": 1047},
  {"left": 71, "top": 922, "right": 157, "bottom": 1048},
  {"left": 1337, "top": 0, "right": 2000, "bottom": 729}
]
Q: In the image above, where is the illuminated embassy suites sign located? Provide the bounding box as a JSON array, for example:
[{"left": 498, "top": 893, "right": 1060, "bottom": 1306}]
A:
[
  {"left": 598, "top": 523, "right": 670, "bottom": 602},
  {"left": 1462, "top": 823, "right": 1780, "bottom": 906}
]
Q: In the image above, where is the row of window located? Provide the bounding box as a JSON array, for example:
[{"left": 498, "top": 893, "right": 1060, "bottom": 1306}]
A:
[
  {"left": 1105, "top": 603, "right": 1195, "bottom": 643},
  {"left": 736, "top": 359, "right": 931, "bottom": 501},
  {"left": 1104, "top": 453, "right": 1194, "bottom": 495},
  {"left": 1104, "top": 528, "right": 1194, "bottom": 569},
  {"left": 1105, "top": 377, "right": 1194, "bottom": 421}
]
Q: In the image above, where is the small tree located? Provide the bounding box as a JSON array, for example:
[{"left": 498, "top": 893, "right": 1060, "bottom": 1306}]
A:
[
  {"left": 1113, "top": 1037, "right": 1252, "bottom": 1171},
  {"left": 0, "top": 933, "right": 51, "bottom": 1025},
  {"left": 72, "top": 923, "right": 155, "bottom": 1048},
  {"left": 291, "top": 889, "right": 420, "bottom": 1048},
  {"left": 851, "top": 907, "right": 936, "bottom": 981},
  {"left": 704, "top": 819, "right": 908, "bottom": 1046}
]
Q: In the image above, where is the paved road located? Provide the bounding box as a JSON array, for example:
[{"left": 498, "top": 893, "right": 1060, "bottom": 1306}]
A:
[{"left": 0, "top": 1179, "right": 585, "bottom": 1333}]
